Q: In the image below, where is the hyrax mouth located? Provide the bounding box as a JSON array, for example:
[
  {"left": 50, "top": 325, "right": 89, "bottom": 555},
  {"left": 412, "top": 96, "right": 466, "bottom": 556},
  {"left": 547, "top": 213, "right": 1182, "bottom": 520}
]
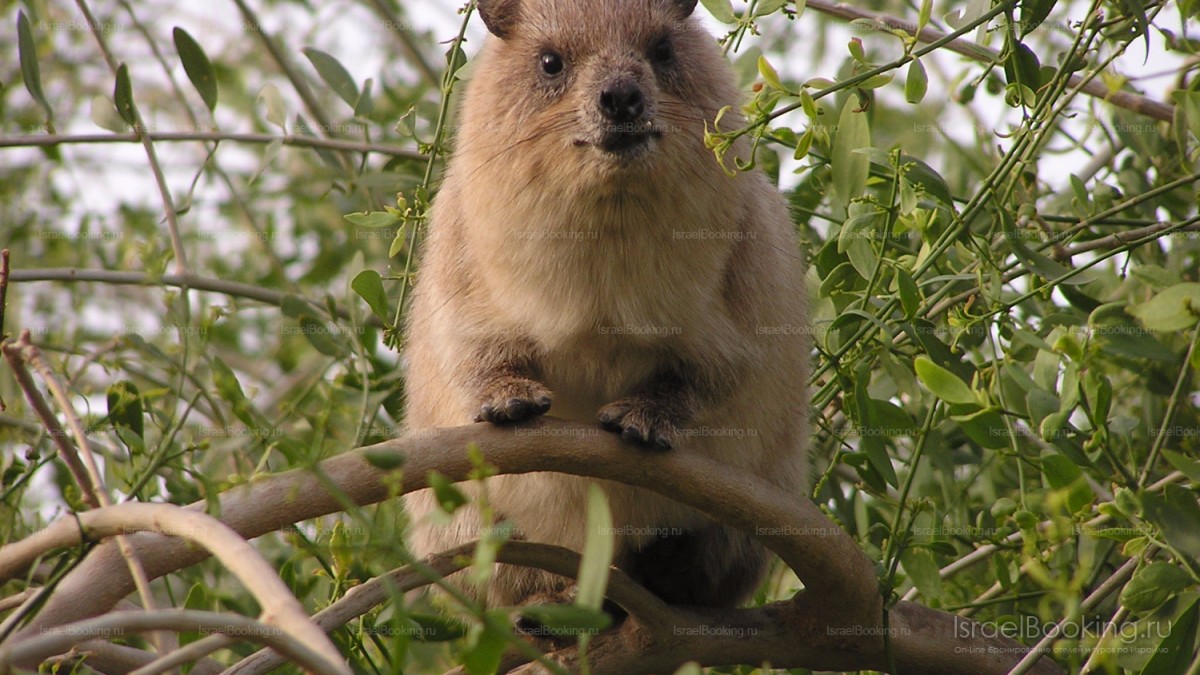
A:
[{"left": 582, "top": 75, "right": 662, "bottom": 158}]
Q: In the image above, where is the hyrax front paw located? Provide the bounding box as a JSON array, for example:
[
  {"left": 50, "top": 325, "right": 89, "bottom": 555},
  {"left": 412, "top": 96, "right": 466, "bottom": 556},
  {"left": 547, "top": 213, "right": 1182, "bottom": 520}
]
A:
[
  {"left": 475, "top": 377, "right": 552, "bottom": 424},
  {"left": 597, "top": 396, "right": 681, "bottom": 450}
]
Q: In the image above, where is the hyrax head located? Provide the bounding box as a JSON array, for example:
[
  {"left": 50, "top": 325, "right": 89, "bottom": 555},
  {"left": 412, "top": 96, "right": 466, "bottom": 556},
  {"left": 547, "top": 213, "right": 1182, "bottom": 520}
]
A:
[{"left": 470, "top": 0, "right": 734, "bottom": 172}]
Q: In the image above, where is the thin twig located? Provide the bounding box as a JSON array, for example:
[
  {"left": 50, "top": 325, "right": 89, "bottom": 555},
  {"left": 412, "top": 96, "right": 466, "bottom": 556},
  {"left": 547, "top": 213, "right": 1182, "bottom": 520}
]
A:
[
  {"left": 0, "top": 131, "right": 422, "bottom": 158},
  {"left": 805, "top": 0, "right": 1173, "bottom": 121}
]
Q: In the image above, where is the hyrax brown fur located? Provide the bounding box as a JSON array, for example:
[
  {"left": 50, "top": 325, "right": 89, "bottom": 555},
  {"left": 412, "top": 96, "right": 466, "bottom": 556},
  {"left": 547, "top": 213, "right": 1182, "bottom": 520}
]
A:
[{"left": 403, "top": 0, "right": 810, "bottom": 610}]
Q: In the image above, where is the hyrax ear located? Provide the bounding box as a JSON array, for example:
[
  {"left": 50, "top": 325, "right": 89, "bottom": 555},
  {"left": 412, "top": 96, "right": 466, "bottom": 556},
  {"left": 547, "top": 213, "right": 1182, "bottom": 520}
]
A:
[
  {"left": 669, "top": 0, "right": 699, "bottom": 17},
  {"left": 477, "top": 0, "right": 522, "bottom": 39}
]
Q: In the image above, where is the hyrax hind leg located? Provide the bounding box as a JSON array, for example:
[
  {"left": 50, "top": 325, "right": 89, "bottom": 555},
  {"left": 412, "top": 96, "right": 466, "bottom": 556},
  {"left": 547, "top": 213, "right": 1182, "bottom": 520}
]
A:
[{"left": 623, "top": 523, "right": 769, "bottom": 608}]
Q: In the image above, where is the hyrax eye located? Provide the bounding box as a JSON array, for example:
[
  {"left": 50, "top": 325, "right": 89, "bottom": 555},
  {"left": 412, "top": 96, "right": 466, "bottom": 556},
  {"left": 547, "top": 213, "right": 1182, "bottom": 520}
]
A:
[
  {"left": 539, "top": 52, "right": 565, "bottom": 76},
  {"left": 650, "top": 37, "right": 673, "bottom": 64}
]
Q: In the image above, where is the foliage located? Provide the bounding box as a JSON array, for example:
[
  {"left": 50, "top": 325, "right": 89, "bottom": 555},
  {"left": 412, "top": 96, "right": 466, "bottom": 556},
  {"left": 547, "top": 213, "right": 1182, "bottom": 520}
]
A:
[{"left": 1, "top": 0, "right": 1199, "bottom": 672}]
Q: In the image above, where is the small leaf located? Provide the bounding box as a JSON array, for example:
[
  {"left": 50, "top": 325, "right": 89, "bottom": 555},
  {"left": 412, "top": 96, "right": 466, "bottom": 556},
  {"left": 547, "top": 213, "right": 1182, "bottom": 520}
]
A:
[
  {"left": 577, "top": 485, "right": 614, "bottom": 610},
  {"left": 407, "top": 614, "right": 468, "bottom": 642},
  {"left": 113, "top": 63, "right": 136, "bottom": 126},
  {"left": 106, "top": 381, "right": 144, "bottom": 440},
  {"left": 914, "top": 356, "right": 976, "bottom": 404},
  {"left": 952, "top": 406, "right": 1010, "bottom": 449},
  {"left": 257, "top": 83, "right": 287, "bottom": 131},
  {"left": 831, "top": 95, "right": 870, "bottom": 209},
  {"left": 1139, "top": 598, "right": 1199, "bottom": 673},
  {"left": 354, "top": 77, "right": 374, "bottom": 117},
  {"left": 91, "top": 95, "right": 127, "bottom": 133},
  {"left": 1163, "top": 449, "right": 1200, "bottom": 483},
  {"left": 303, "top": 47, "right": 360, "bottom": 109},
  {"left": 901, "top": 547, "right": 943, "bottom": 599},
  {"left": 351, "top": 270, "right": 389, "bottom": 322},
  {"left": 905, "top": 59, "right": 928, "bottom": 104},
  {"left": 1143, "top": 485, "right": 1200, "bottom": 560},
  {"left": 848, "top": 38, "right": 867, "bottom": 63},
  {"left": 1129, "top": 282, "right": 1200, "bottom": 332},
  {"left": 793, "top": 127, "right": 814, "bottom": 160},
  {"left": 897, "top": 268, "right": 920, "bottom": 318},
  {"left": 299, "top": 315, "right": 349, "bottom": 357},
  {"left": 344, "top": 211, "right": 399, "bottom": 228},
  {"left": 918, "top": 0, "right": 933, "bottom": 30},
  {"left": 1018, "top": 0, "right": 1056, "bottom": 36},
  {"left": 173, "top": 28, "right": 218, "bottom": 111},
  {"left": 758, "top": 56, "right": 785, "bottom": 92},
  {"left": 1119, "top": 562, "right": 1194, "bottom": 612},
  {"left": 17, "top": 11, "right": 54, "bottom": 129},
  {"left": 699, "top": 0, "right": 737, "bottom": 23},
  {"left": 427, "top": 471, "right": 468, "bottom": 514}
]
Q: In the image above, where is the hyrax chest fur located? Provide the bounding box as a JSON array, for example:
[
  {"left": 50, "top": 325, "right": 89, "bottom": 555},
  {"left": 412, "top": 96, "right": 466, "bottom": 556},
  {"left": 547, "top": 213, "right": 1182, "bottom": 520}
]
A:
[{"left": 404, "top": 0, "right": 810, "bottom": 609}]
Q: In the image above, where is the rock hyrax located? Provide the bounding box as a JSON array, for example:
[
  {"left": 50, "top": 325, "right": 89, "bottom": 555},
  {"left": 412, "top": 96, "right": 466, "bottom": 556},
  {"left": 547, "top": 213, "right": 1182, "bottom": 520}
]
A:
[{"left": 404, "top": 0, "right": 810, "bottom": 610}]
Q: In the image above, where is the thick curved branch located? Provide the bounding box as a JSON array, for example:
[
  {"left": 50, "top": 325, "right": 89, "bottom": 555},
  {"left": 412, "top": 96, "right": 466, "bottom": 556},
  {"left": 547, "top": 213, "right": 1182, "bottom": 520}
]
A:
[
  {"left": 6, "top": 419, "right": 1061, "bottom": 674},
  {"left": 0, "top": 502, "right": 348, "bottom": 675}
]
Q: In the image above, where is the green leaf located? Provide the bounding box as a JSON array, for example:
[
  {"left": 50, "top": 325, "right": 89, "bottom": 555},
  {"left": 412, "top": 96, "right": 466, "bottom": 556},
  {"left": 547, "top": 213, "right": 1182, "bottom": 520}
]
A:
[
  {"left": 106, "top": 381, "right": 144, "bottom": 440},
  {"left": 279, "top": 294, "right": 311, "bottom": 319},
  {"left": 867, "top": 398, "right": 917, "bottom": 437},
  {"left": 211, "top": 358, "right": 248, "bottom": 407},
  {"left": 1143, "top": 485, "right": 1200, "bottom": 560},
  {"left": 1139, "top": 598, "right": 1199, "bottom": 674},
  {"left": 901, "top": 547, "right": 943, "bottom": 599},
  {"left": 351, "top": 270, "right": 389, "bottom": 322},
  {"left": 753, "top": 0, "right": 788, "bottom": 16},
  {"left": 577, "top": 484, "right": 615, "bottom": 610},
  {"left": 1019, "top": 0, "right": 1056, "bottom": 36},
  {"left": 918, "top": 0, "right": 933, "bottom": 30},
  {"left": 427, "top": 471, "right": 468, "bottom": 514},
  {"left": 344, "top": 211, "right": 400, "bottom": 229},
  {"left": 302, "top": 47, "right": 359, "bottom": 109},
  {"left": 952, "top": 406, "right": 1010, "bottom": 449},
  {"left": 354, "top": 77, "right": 374, "bottom": 117},
  {"left": 113, "top": 63, "right": 136, "bottom": 126},
  {"left": 257, "top": 83, "right": 287, "bottom": 131},
  {"left": 363, "top": 447, "right": 405, "bottom": 470},
  {"left": 831, "top": 95, "right": 870, "bottom": 209},
  {"left": 462, "top": 611, "right": 509, "bottom": 674},
  {"left": 758, "top": 56, "right": 785, "bottom": 92},
  {"left": 1041, "top": 453, "right": 1094, "bottom": 513},
  {"left": 897, "top": 268, "right": 920, "bottom": 318},
  {"left": 17, "top": 12, "right": 54, "bottom": 129},
  {"left": 1120, "top": 562, "right": 1195, "bottom": 612},
  {"left": 1163, "top": 449, "right": 1200, "bottom": 483},
  {"left": 905, "top": 59, "right": 928, "bottom": 104},
  {"left": 914, "top": 356, "right": 976, "bottom": 404},
  {"left": 173, "top": 28, "right": 218, "bottom": 111},
  {"left": 1174, "top": 90, "right": 1200, "bottom": 142},
  {"left": 1129, "top": 283, "right": 1200, "bottom": 332},
  {"left": 407, "top": 614, "right": 468, "bottom": 641},
  {"left": 699, "top": 0, "right": 737, "bottom": 23},
  {"left": 299, "top": 315, "right": 349, "bottom": 357}
]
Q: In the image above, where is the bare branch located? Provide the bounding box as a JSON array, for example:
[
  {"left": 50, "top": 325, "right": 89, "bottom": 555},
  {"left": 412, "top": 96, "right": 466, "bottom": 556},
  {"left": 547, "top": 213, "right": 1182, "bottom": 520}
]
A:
[
  {"left": 0, "top": 501, "right": 349, "bottom": 675},
  {"left": 0, "top": 610, "right": 335, "bottom": 674}
]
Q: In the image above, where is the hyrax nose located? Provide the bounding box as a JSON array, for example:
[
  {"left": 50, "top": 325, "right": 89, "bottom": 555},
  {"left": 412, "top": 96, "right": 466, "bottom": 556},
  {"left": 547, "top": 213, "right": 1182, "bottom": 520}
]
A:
[{"left": 599, "top": 78, "right": 646, "bottom": 124}]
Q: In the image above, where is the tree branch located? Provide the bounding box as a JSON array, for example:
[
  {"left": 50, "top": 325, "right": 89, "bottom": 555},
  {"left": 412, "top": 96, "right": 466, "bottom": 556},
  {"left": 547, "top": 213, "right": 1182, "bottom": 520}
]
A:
[
  {"left": 3, "top": 418, "right": 1062, "bottom": 674},
  {"left": 0, "top": 502, "right": 348, "bottom": 675},
  {"left": 805, "top": 0, "right": 1174, "bottom": 122},
  {"left": 0, "top": 131, "right": 423, "bottom": 159}
]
